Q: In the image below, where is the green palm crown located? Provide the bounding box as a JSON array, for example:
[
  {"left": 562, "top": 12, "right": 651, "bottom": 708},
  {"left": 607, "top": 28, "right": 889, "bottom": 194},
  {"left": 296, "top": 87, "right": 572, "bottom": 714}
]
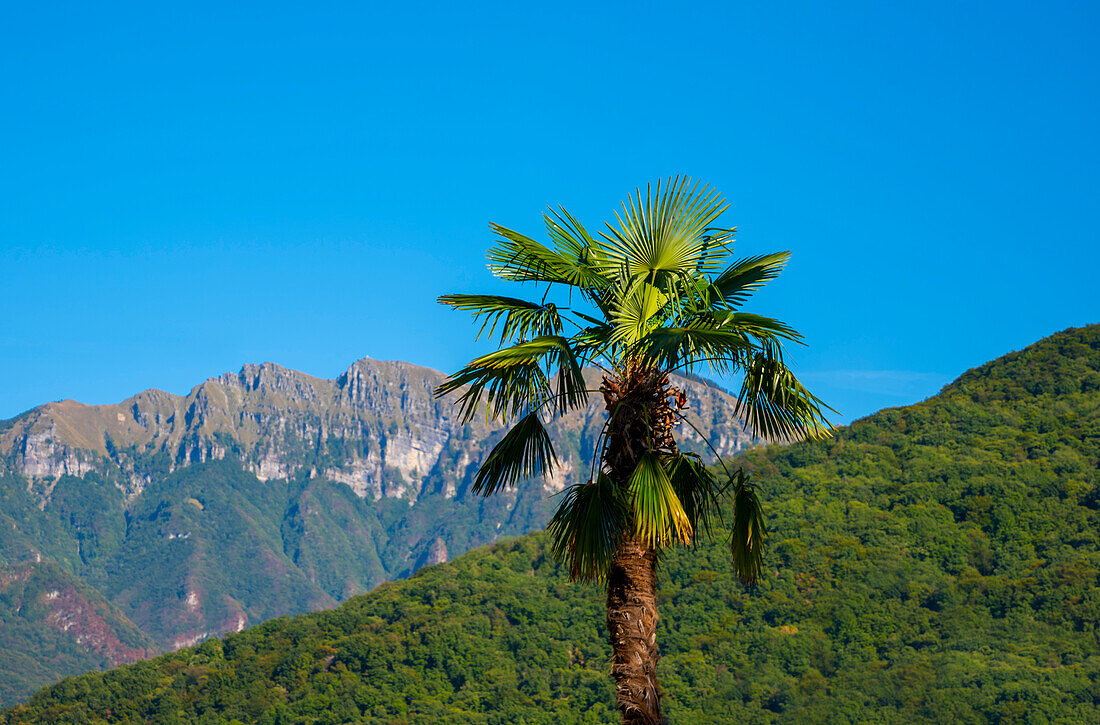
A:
[{"left": 437, "top": 177, "right": 834, "bottom": 585}]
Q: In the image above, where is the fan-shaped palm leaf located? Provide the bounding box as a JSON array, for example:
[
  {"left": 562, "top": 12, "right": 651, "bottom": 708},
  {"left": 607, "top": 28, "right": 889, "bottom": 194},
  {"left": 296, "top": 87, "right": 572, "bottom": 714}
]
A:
[
  {"left": 472, "top": 411, "right": 557, "bottom": 495},
  {"left": 667, "top": 454, "right": 726, "bottom": 541},
  {"left": 547, "top": 472, "right": 629, "bottom": 581},
  {"left": 543, "top": 207, "right": 616, "bottom": 284},
  {"left": 628, "top": 453, "right": 693, "bottom": 547},
  {"left": 436, "top": 339, "right": 553, "bottom": 421},
  {"left": 436, "top": 335, "right": 588, "bottom": 421},
  {"left": 703, "top": 311, "right": 802, "bottom": 343},
  {"left": 438, "top": 294, "right": 562, "bottom": 342},
  {"left": 602, "top": 177, "right": 732, "bottom": 278},
  {"left": 549, "top": 336, "right": 588, "bottom": 415},
  {"left": 734, "top": 350, "right": 835, "bottom": 441},
  {"left": 609, "top": 279, "right": 669, "bottom": 346},
  {"left": 729, "top": 470, "right": 767, "bottom": 585},
  {"left": 707, "top": 252, "right": 791, "bottom": 309},
  {"left": 488, "top": 224, "right": 610, "bottom": 288},
  {"left": 638, "top": 325, "right": 756, "bottom": 374}
]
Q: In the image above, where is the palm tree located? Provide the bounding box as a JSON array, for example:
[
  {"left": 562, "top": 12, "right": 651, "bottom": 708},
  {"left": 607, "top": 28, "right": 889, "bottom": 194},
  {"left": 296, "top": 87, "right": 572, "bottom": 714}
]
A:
[{"left": 436, "top": 178, "right": 833, "bottom": 724}]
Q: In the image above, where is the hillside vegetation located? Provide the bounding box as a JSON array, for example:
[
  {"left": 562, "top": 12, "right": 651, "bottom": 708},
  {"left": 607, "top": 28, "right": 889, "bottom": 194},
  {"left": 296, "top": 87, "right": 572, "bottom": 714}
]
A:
[{"left": 4, "top": 325, "right": 1098, "bottom": 723}]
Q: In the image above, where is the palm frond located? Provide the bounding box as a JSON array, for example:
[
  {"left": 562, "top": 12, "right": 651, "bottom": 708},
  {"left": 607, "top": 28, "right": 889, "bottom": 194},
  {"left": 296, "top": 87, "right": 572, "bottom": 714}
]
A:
[
  {"left": 435, "top": 338, "right": 557, "bottom": 422},
  {"left": 660, "top": 310, "right": 802, "bottom": 361},
  {"left": 438, "top": 294, "right": 562, "bottom": 342},
  {"left": 549, "top": 336, "right": 588, "bottom": 415},
  {"left": 729, "top": 470, "right": 767, "bottom": 585},
  {"left": 667, "top": 454, "right": 726, "bottom": 541},
  {"left": 435, "top": 335, "right": 589, "bottom": 422},
  {"left": 637, "top": 267, "right": 706, "bottom": 333},
  {"left": 609, "top": 279, "right": 668, "bottom": 347},
  {"left": 472, "top": 411, "right": 557, "bottom": 496},
  {"left": 602, "top": 177, "right": 732, "bottom": 277},
  {"left": 734, "top": 351, "right": 836, "bottom": 441},
  {"left": 488, "top": 224, "right": 609, "bottom": 289},
  {"left": 705, "top": 311, "right": 802, "bottom": 343},
  {"left": 547, "top": 472, "right": 629, "bottom": 581},
  {"left": 568, "top": 321, "right": 614, "bottom": 369},
  {"left": 638, "top": 325, "right": 756, "bottom": 374},
  {"left": 628, "top": 453, "right": 693, "bottom": 547},
  {"left": 543, "top": 207, "right": 613, "bottom": 273},
  {"left": 709, "top": 252, "right": 790, "bottom": 309}
]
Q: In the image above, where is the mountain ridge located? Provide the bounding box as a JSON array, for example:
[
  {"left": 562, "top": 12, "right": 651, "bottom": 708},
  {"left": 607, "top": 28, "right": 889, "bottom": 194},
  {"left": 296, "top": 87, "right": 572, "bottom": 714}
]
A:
[{"left": 0, "top": 357, "right": 755, "bottom": 501}]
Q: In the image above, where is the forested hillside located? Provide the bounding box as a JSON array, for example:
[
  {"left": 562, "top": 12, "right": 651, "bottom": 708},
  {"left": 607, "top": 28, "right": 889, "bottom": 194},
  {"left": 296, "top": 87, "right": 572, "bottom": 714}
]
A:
[{"left": 4, "top": 325, "right": 1097, "bottom": 723}]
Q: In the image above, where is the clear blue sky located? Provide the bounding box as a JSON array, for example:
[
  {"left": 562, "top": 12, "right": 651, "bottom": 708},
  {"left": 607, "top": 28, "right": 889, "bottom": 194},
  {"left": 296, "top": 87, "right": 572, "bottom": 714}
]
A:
[{"left": 2, "top": 1, "right": 1097, "bottom": 424}]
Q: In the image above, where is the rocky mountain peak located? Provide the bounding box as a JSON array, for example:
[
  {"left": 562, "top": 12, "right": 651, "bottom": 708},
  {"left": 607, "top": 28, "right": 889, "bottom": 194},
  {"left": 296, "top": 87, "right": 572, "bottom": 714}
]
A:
[{"left": 0, "top": 357, "right": 757, "bottom": 504}]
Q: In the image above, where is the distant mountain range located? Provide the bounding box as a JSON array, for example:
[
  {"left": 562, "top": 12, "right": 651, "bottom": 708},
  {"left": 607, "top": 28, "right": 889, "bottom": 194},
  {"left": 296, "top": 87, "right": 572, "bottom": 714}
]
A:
[
  {"left": 0, "top": 358, "right": 754, "bottom": 705},
  {"left": 5, "top": 325, "right": 1096, "bottom": 722}
]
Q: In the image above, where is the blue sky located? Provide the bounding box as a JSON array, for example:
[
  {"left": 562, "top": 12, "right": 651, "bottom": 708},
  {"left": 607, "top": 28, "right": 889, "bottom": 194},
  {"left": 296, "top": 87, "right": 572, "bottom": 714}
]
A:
[{"left": 1, "top": 1, "right": 1097, "bottom": 424}]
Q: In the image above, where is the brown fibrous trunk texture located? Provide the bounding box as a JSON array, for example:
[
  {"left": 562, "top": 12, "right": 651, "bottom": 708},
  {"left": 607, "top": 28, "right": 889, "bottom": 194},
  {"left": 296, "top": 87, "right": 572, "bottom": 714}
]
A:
[
  {"left": 607, "top": 536, "right": 664, "bottom": 724},
  {"left": 600, "top": 364, "right": 684, "bottom": 725},
  {"left": 601, "top": 365, "right": 682, "bottom": 480}
]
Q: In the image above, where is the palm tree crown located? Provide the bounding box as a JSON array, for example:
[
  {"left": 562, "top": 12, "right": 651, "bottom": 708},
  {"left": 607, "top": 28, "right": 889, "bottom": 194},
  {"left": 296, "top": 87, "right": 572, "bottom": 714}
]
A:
[{"left": 437, "top": 178, "right": 833, "bottom": 724}]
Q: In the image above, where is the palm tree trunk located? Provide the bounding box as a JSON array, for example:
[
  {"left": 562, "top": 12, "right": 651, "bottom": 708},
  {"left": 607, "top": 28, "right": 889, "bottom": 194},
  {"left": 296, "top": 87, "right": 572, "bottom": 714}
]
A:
[
  {"left": 601, "top": 365, "right": 677, "bottom": 724},
  {"left": 607, "top": 536, "right": 664, "bottom": 725}
]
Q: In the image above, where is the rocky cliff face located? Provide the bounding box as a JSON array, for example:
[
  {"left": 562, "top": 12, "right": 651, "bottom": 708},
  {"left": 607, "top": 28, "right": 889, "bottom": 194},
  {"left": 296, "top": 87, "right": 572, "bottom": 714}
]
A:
[{"left": 0, "top": 358, "right": 756, "bottom": 504}]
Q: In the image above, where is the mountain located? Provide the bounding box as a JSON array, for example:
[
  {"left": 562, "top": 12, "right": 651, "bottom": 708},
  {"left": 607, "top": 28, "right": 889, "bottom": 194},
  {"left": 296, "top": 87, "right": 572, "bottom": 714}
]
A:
[
  {"left": 5, "top": 324, "right": 1097, "bottom": 723},
  {"left": 0, "top": 358, "right": 753, "bottom": 705}
]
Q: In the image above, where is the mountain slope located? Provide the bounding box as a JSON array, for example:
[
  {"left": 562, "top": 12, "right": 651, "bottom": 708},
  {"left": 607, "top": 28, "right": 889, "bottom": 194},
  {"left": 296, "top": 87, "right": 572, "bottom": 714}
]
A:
[
  {"left": 0, "top": 561, "right": 154, "bottom": 707},
  {"left": 6, "top": 325, "right": 1097, "bottom": 723},
  {"left": 0, "top": 359, "right": 753, "bottom": 704}
]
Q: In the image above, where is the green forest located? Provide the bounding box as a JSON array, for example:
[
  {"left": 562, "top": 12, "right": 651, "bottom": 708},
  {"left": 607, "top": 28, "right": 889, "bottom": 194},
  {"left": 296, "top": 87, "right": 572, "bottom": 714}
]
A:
[{"left": 3, "top": 325, "right": 1098, "bottom": 723}]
